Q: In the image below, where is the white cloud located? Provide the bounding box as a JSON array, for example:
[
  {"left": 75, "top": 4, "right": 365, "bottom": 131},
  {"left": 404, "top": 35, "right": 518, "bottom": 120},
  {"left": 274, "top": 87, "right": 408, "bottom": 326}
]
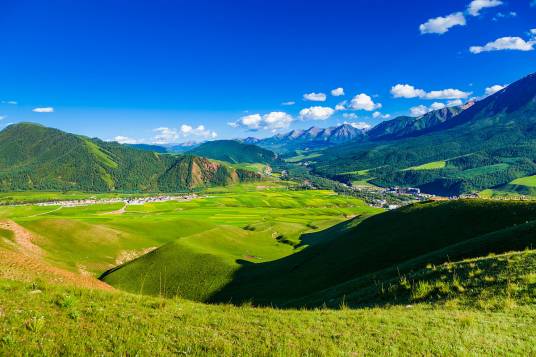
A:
[
  {"left": 282, "top": 101, "right": 295, "bottom": 106},
  {"left": 419, "top": 12, "right": 466, "bottom": 35},
  {"left": 447, "top": 99, "right": 463, "bottom": 106},
  {"left": 153, "top": 127, "right": 179, "bottom": 144},
  {"left": 410, "top": 105, "right": 430, "bottom": 117},
  {"left": 470, "top": 37, "right": 535, "bottom": 53},
  {"left": 345, "top": 121, "right": 372, "bottom": 130},
  {"left": 391, "top": 84, "right": 426, "bottom": 98},
  {"left": 230, "top": 112, "right": 293, "bottom": 131},
  {"left": 1, "top": 100, "right": 17, "bottom": 105},
  {"left": 350, "top": 93, "right": 382, "bottom": 111},
  {"left": 303, "top": 92, "right": 327, "bottom": 102},
  {"left": 468, "top": 0, "right": 503, "bottom": 16},
  {"left": 32, "top": 107, "right": 54, "bottom": 113},
  {"left": 0, "top": 116, "right": 5, "bottom": 121},
  {"left": 299, "top": 106, "right": 335, "bottom": 121},
  {"left": 485, "top": 84, "right": 506, "bottom": 96},
  {"left": 331, "top": 87, "right": 345, "bottom": 96},
  {"left": 430, "top": 102, "right": 447, "bottom": 111},
  {"left": 153, "top": 124, "right": 216, "bottom": 144},
  {"left": 372, "top": 111, "right": 391, "bottom": 119},
  {"left": 114, "top": 136, "right": 138, "bottom": 144},
  {"left": 342, "top": 113, "right": 358, "bottom": 119},
  {"left": 335, "top": 101, "right": 347, "bottom": 111},
  {"left": 391, "top": 84, "right": 471, "bottom": 100},
  {"left": 263, "top": 112, "right": 293, "bottom": 129},
  {"left": 531, "top": 29, "right": 536, "bottom": 36},
  {"left": 424, "top": 89, "right": 471, "bottom": 100}
]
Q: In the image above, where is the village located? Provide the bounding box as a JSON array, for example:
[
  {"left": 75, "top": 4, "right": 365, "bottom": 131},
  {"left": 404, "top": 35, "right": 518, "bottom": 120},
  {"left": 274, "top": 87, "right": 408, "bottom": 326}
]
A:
[{"left": 34, "top": 194, "right": 199, "bottom": 207}]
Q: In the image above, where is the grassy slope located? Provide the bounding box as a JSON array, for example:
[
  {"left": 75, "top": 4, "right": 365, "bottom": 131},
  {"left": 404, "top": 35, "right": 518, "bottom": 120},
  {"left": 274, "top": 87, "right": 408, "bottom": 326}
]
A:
[
  {"left": 404, "top": 160, "right": 446, "bottom": 171},
  {"left": 205, "top": 200, "right": 536, "bottom": 305},
  {"left": 1, "top": 250, "right": 535, "bottom": 355},
  {"left": 100, "top": 190, "right": 379, "bottom": 300}
]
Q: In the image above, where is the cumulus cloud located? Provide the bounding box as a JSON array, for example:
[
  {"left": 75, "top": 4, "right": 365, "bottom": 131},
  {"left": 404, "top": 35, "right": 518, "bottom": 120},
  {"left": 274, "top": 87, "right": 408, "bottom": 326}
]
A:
[
  {"left": 391, "top": 84, "right": 471, "bottom": 100},
  {"left": 331, "top": 87, "right": 345, "bottom": 96},
  {"left": 410, "top": 105, "right": 430, "bottom": 117},
  {"left": 281, "top": 101, "right": 295, "bottom": 106},
  {"left": 345, "top": 121, "right": 372, "bottom": 130},
  {"left": 153, "top": 124, "right": 216, "bottom": 144},
  {"left": 32, "top": 107, "right": 54, "bottom": 113},
  {"left": 425, "top": 89, "right": 472, "bottom": 100},
  {"left": 419, "top": 12, "right": 466, "bottom": 34},
  {"left": 467, "top": 0, "right": 503, "bottom": 16},
  {"left": 263, "top": 112, "right": 294, "bottom": 129},
  {"left": 230, "top": 112, "right": 293, "bottom": 131},
  {"left": 114, "top": 136, "right": 138, "bottom": 144},
  {"left": 447, "top": 99, "right": 464, "bottom": 106},
  {"left": 153, "top": 127, "right": 179, "bottom": 144},
  {"left": 372, "top": 111, "right": 391, "bottom": 119},
  {"left": 303, "top": 92, "right": 327, "bottom": 102},
  {"left": 485, "top": 84, "right": 506, "bottom": 96},
  {"left": 470, "top": 37, "right": 535, "bottom": 53},
  {"left": 391, "top": 84, "right": 426, "bottom": 98},
  {"left": 299, "top": 106, "right": 335, "bottom": 121},
  {"left": 350, "top": 93, "right": 382, "bottom": 111}
]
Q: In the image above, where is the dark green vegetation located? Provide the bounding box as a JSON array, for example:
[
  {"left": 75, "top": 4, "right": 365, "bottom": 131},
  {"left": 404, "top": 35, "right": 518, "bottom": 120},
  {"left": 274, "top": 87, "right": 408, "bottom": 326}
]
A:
[
  {"left": 103, "top": 199, "right": 536, "bottom": 307},
  {"left": 294, "top": 73, "right": 536, "bottom": 195},
  {"left": 188, "top": 140, "right": 277, "bottom": 164},
  {"left": 0, "top": 123, "right": 260, "bottom": 192}
]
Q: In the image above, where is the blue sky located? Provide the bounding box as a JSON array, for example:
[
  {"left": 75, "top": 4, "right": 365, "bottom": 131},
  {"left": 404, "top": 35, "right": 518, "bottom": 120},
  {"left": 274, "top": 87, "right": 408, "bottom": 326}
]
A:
[{"left": 1, "top": 0, "right": 535, "bottom": 144}]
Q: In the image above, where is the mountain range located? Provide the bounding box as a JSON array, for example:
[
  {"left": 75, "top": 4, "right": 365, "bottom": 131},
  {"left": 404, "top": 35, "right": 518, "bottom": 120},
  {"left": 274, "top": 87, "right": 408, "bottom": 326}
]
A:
[
  {"left": 310, "top": 72, "right": 536, "bottom": 195},
  {"left": 0, "top": 123, "right": 260, "bottom": 192}
]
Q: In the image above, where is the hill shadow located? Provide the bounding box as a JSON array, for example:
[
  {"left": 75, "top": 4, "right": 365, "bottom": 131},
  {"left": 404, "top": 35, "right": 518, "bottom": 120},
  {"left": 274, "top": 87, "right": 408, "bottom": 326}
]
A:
[{"left": 207, "top": 200, "right": 536, "bottom": 309}]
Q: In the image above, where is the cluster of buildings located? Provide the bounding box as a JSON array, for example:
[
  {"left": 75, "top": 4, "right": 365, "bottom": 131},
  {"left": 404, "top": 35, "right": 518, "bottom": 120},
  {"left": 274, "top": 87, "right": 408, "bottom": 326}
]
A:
[{"left": 35, "top": 194, "right": 198, "bottom": 207}]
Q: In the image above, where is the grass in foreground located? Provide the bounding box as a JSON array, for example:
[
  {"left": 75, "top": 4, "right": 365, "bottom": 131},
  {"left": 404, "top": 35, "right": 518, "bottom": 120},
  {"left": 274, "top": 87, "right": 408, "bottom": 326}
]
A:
[{"left": 0, "top": 278, "right": 535, "bottom": 356}]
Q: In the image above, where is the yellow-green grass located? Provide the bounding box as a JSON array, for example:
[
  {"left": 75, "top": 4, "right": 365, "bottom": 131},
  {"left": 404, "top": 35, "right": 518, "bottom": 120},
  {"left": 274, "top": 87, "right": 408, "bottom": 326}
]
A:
[
  {"left": 284, "top": 152, "right": 322, "bottom": 163},
  {"left": 403, "top": 160, "right": 446, "bottom": 171},
  {"left": 510, "top": 175, "right": 536, "bottom": 187}
]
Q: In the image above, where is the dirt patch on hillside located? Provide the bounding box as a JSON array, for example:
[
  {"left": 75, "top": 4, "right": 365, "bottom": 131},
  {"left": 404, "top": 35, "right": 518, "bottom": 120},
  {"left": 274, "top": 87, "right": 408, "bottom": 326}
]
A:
[
  {"left": 115, "top": 247, "right": 157, "bottom": 266},
  {"left": 0, "top": 220, "right": 42, "bottom": 257},
  {"left": 0, "top": 220, "right": 113, "bottom": 291}
]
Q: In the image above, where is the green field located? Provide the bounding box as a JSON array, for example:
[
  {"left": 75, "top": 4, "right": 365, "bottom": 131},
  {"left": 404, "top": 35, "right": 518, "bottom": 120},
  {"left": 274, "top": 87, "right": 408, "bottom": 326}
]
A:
[
  {"left": 404, "top": 160, "right": 447, "bottom": 171},
  {"left": 510, "top": 175, "right": 536, "bottom": 187}
]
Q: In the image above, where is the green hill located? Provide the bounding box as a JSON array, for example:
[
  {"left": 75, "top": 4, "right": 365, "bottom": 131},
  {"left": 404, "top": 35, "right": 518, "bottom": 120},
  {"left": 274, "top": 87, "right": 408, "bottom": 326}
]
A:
[
  {"left": 102, "top": 199, "right": 536, "bottom": 306},
  {"left": 0, "top": 123, "right": 260, "bottom": 192},
  {"left": 188, "top": 140, "right": 277, "bottom": 164}
]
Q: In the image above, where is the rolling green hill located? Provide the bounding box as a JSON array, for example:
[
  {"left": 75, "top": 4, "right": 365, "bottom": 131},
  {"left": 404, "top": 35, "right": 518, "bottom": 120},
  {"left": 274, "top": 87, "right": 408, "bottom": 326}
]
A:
[
  {"left": 311, "top": 72, "right": 536, "bottom": 195},
  {"left": 188, "top": 140, "right": 277, "bottom": 164},
  {"left": 102, "top": 199, "right": 536, "bottom": 306},
  {"left": 0, "top": 123, "right": 260, "bottom": 192}
]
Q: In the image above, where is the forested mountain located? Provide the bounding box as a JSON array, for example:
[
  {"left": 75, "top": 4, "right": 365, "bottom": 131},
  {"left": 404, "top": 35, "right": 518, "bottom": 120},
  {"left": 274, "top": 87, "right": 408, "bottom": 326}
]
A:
[
  {"left": 367, "top": 106, "right": 465, "bottom": 140},
  {"left": 310, "top": 72, "right": 536, "bottom": 195},
  {"left": 0, "top": 123, "right": 260, "bottom": 192},
  {"left": 188, "top": 140, "right": 277, "bottom": 164}
]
